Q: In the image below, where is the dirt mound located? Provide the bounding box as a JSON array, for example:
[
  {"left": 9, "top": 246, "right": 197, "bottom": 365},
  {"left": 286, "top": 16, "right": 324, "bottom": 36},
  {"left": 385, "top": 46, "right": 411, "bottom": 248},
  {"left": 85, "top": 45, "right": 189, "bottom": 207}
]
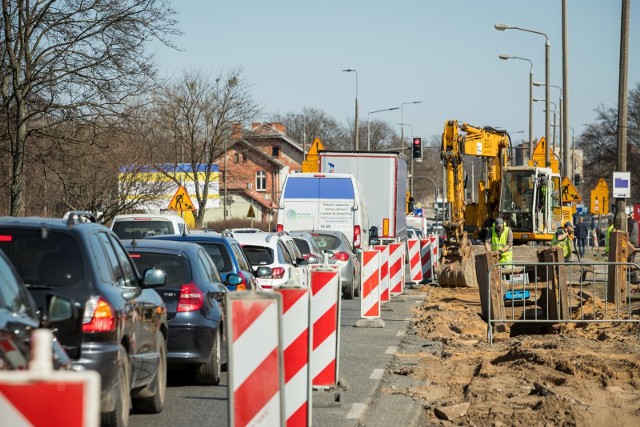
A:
[{"left": 401, "top": 286, "right": 640, "bottom": 426}]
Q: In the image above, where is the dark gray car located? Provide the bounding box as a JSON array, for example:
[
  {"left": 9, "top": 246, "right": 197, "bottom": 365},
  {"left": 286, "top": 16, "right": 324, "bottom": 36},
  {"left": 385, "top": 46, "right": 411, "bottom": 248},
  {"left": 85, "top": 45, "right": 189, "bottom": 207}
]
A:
[{"left": 307, "top": 230, "right": 361, "bottom": 299}]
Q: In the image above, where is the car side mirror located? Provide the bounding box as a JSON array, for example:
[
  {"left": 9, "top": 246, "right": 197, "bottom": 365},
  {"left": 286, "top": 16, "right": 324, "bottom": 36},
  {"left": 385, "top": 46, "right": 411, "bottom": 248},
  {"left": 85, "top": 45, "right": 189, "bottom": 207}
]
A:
[
  {"left": 296, "top": 257, "right": 309, "bottom": 266},
  {"left": 255, "top": 266, "right": 272, "bottom": 277},
  {"left": 306, "top": 255, "right": 319, "bottom": 264},
  {"left": 226, "top": 273, "right": 243, "bottom": 287},
  {"left": 369, "top": 226, "right": 379, "bottom": 238},
  {"left": 44, "top": 295, "right": 75, "bottom": 323}
]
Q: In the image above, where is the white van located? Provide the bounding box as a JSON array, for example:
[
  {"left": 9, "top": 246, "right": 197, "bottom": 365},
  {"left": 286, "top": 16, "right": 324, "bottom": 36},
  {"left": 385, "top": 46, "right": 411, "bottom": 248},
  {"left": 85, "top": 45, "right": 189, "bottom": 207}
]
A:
[
  {"left": 110, "top": 213, "right": 190, "bottom": 240},
  {"left": 276, "top": 173, "right": 370, "bottom": 250}
]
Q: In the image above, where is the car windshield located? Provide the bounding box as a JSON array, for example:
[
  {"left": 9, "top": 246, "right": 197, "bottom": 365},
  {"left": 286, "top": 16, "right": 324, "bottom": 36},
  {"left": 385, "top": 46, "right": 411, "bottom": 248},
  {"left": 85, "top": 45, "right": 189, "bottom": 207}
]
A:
[
  {"left": 311, "top": 234, "right": 342, "bottom": 251},
  {"left": 0, "top": 229, "right": 83, "bottom": 288},
  {"left": 242, "top": 245, "right": 274, "bottom": 265},
  {"left": 198, "top": 242, "right": 233, "bottom": 273},
  {"left": 112, "top": 220, "right": 173, "bottom": 239},
  {"left": 129, "top": 252, "right": 190, "bottom": 286}
]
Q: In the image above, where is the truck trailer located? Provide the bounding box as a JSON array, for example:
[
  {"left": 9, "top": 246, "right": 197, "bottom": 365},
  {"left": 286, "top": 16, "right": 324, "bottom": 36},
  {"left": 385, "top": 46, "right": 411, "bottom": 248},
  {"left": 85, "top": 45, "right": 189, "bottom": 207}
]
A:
[{"left": 318, "top": 151, "right": 407, "bottom": 244}]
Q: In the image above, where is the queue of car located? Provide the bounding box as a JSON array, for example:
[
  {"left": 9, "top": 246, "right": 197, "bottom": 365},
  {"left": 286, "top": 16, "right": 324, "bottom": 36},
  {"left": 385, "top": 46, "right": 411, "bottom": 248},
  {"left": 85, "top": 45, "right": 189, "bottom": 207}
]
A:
[{"left": 0, "top": 211, "right": 364, "bottom": 426}]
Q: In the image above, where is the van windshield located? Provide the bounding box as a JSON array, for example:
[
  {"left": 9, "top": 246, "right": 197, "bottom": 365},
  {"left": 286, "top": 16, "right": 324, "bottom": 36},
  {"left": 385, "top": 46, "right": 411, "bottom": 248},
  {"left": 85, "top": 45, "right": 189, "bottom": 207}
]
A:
[{"left": 284, "top": 177, "right": 354, "bottom": 199}]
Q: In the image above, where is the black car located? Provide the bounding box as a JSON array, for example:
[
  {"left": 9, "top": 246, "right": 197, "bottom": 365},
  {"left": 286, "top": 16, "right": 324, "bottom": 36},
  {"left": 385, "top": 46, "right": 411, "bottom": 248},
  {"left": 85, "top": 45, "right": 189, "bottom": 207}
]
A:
[
  {"left": 151, "top": 232, "right": 267, "bottom": 291},
  {"left": 123, "top": 239, "right": 236, "bottom": 385},
  {"left": 0, "top": 212, "right": 168, "bottom": 427},
  {"left": 0, "top": 249, "right": 71, "bottom": 371}
]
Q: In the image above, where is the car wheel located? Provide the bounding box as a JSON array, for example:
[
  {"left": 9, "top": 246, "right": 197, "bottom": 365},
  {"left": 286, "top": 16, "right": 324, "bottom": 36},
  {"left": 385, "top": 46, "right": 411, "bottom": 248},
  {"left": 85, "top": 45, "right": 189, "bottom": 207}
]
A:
[
  {"left": 343, "top": 281, "right": 354, "bottom": 299},
  {"left": 195, "top": 327, "right": 221, "bottom": 385},
  {"left": 354, "top": 272, "right": 360, "bottom": 297},
  {"left": 133, "top": 332, "right": 167, "bottom": 414},
  {"left": 102, "top": 351, "right": 130, "bottom": 427}
]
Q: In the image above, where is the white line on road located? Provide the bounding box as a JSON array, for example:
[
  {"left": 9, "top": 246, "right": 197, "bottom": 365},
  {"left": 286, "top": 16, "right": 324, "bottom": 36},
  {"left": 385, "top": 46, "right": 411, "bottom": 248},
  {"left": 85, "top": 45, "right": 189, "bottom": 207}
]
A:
[
  {"left": 385, "top": 346, "right": 397, "bottom": 355},
  {"left": 369, "top": 369, "right": 385, "bottom": 380},
  {"left": 396, "top": 329, "right": 405, "bottom": 337},
  {"left": 346, "top": 402, "right": 367, "bottom": 419}
]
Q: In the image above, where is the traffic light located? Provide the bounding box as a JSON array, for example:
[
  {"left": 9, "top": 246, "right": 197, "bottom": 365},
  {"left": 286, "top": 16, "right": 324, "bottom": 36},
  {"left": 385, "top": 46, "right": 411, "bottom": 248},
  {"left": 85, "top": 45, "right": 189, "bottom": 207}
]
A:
[
  {"left": 574, "top": 173, "right": 581, "bottom": 186},
  {"left": 412, "top": 137, "right": 423, "bottom": 160}
]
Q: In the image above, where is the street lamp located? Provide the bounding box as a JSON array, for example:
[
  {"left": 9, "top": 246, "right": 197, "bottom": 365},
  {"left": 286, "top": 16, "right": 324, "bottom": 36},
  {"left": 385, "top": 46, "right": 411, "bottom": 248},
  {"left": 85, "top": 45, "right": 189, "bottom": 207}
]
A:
[
  {"left": 342, "top": 69, "right": 359, "bottom": 150},
  {"left": 495, "top": 23, "right": 551, "bottom": 168},
  {"left": 499, "top": 54, "right": 534, "bottom": 160},
  {"left": 367, "top": 107, "right": 399, "bottom": 150},
  {"left": 533, "top": 81, "right": 564, "bottom": 173}
]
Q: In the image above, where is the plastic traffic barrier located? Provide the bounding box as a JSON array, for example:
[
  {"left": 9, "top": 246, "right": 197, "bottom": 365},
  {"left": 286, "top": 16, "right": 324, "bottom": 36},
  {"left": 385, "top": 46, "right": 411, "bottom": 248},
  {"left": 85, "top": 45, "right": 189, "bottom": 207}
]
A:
[
  {"left": 227, "top": 292, "right": 284, "bottom": 427},
  {"left": 275, "top": 286, "right": 312, "bottom": 427},
  {"left": 420, "top": 238, "right": 435, "bottom": 283},
  {"left": 388, "top": 242, "right": 405, "bottom": 295},
  {"left": 407, "top": 239, "right": 423, "bottom": 284},
  {"left": 309, "top": 265, "right": 341, "bottom": 389},
  {"left": 373, "top": 245, "right": 390, "bottom": 302},
  {"left": 0, "top": 329, "right": 100, "bottom": 427},
  {"left": 360, "top": 250, "right": 381, "bottom": 318}
]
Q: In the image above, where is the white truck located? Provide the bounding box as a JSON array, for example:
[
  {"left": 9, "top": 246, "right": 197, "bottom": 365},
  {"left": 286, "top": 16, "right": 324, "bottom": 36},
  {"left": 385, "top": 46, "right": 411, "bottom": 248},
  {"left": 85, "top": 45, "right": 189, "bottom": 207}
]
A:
[{"left": 318, "top": 151, "right": 407, "bottom": 244}]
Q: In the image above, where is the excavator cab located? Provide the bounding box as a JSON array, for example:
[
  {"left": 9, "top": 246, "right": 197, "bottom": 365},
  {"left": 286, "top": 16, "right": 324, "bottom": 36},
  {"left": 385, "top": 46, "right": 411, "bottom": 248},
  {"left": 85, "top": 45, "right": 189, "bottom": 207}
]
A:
[{"left": 499, "top": 167, "right": 563, "bottom": 242}]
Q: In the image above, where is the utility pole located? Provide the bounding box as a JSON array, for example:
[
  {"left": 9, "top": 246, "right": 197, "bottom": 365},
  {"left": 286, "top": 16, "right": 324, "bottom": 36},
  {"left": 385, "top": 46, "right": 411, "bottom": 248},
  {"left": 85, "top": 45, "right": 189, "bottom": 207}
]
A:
[
  {"left": 615, "top": 0, "right": 630, "bottom": 231},
  {"left": 562, "top": 0, "right": 571, "bottom": 180}
]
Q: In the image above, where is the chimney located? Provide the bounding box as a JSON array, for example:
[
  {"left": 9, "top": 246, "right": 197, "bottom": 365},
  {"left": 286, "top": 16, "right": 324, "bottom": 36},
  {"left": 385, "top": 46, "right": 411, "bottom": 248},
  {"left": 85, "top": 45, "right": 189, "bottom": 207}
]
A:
[
  {"left": 273, "top": 122, "right": 286, "bottom": 134},
  {"left": 232, "top": 123, "right": 243, "bottom": 139}
]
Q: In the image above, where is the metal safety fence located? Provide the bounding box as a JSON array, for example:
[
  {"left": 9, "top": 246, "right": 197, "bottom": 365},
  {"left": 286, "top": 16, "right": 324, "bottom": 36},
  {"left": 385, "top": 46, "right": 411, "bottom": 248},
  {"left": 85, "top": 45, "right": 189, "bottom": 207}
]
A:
[{"left": 485, "top": 260, "right": 640, "bottom": 345}]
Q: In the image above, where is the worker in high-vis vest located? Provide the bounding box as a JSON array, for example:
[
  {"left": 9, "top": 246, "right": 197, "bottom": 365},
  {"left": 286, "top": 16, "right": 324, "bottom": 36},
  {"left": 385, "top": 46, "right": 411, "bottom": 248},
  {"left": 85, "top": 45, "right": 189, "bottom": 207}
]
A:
[
  {"left": 484, "top": 217, "right": 513, "bottom": 264},
  {"left": 605, "top": 218, "right": 615, "bottom": 256},
  {"left": 552, "top": 220, "right": 574, "bottom": 260}
]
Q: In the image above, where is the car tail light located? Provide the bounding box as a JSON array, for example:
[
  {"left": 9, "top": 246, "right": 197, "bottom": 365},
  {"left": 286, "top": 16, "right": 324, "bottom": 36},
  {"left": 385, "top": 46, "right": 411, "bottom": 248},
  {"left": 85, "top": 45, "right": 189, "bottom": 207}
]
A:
[
  {"left": 82, "top": 297, "right": 116, "bottom": 333},
  {"left": 177, "top": 282, "right": 204, "bottom": 312},
  {"left": 0, "top": 235, "right": 12, "bottom": 242},
  {"left": 276, "top": 224, "right": 284, "bottom": 232},
  {"left": 353, "top": 225, "right": 362, "bottom": 249},
  {"left": 331, "top": 251, "right": 350, "bottom": 262},
  {"left": 271, "top": 267, "right": 285, "bottom": 279}
]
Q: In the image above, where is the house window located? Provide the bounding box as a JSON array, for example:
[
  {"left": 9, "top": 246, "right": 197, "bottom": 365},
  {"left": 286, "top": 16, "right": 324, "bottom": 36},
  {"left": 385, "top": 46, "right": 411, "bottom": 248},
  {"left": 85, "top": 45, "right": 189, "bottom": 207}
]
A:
[
  {"left": 272, "top": 146, "right": 280, "bottom": 157},
  {"left": 242, "top": 153, "right": 247, "bottom": 163},
  {"left": 234, "top": 152, "right": 240, "bottom": 163},
  {"left": 256, "top": 171, "right": 267, "bottom": 191}
]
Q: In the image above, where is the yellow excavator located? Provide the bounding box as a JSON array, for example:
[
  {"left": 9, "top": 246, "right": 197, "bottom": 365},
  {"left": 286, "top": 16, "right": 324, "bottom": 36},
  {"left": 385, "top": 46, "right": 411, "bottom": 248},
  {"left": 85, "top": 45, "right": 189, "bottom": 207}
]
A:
[{"left": 438, "top": 120, "right": 571, "bottom": 287}]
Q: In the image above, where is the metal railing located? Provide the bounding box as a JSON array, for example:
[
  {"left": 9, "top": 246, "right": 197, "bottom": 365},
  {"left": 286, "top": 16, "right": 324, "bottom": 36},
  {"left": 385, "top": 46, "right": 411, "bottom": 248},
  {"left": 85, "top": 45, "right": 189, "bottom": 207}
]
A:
[{"left": 485, "top": 260, "right": 640, "bottom": 344}]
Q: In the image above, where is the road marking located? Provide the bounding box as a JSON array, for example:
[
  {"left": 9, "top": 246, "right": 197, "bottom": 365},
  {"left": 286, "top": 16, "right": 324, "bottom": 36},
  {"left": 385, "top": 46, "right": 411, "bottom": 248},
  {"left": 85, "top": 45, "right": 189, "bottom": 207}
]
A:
[
  {"left": 396, "top": 329, "right": 405, "bottom": 337},
  {"left": 404, "top": 317, "right": 412, "bottom": 321},
  {"left": 369, "top": 369, "right": 385, "bottom": 380},
  {"left": 385, "top": 346, "right": 396, "bottom": 355},
  {"left": 346, "top": 402, "right": 367, "bottom": 419}
]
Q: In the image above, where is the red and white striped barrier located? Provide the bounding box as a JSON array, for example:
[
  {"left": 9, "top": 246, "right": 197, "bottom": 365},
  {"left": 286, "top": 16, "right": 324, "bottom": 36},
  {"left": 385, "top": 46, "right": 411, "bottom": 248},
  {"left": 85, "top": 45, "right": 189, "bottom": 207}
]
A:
[
  {"left": 373, "top": 245, "right": 390, "bottom": 302},
  {"left": 420, "top": 238, "right": 435, "bottom": 282},
  {"left": 309, "top": 265, "right": 341, "bottom": 389},
  {"left": 275, "top": 286, "right": 312, "bottom": 427},
  {"left": 388, "top": 242, "right": 405, "bottom": 295},
  {"left": 227, "top": 292, "right": 284, "bottom": 427},
  {"left": 429, "top": 233, "right": 439, "bottom": 268},
  {"left": 360, "top": 250, "right": 381, "bottom": 318},
  {"left": 407, "top": 239, "right": 423, "bottom": 284}
]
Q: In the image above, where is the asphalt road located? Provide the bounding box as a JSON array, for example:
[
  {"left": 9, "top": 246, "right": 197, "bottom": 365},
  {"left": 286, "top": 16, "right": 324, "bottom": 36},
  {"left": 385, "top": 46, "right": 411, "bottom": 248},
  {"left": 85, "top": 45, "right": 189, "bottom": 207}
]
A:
[{"left": 129, "top": 282, "right": 425, "bottom": 427}]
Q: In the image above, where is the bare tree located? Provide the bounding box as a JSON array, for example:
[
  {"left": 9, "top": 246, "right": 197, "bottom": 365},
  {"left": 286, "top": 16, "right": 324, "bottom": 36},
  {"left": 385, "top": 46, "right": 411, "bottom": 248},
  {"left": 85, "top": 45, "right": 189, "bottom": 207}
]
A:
[
  {"left": 275, "top": 107, "right": 349, "bottom": 150},
  {"left": 153, "top": 68, "right": 260, "bottom": 227},
  {"left": 0, "top": 0, "right": 179, "bottom": 216}
]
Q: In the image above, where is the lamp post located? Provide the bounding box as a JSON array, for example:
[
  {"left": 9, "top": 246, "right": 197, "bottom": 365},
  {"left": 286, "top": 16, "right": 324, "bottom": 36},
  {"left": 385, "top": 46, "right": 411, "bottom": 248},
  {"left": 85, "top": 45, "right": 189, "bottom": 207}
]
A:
[
  {"left": 495, "top": 23, "right": 551, "bottom": 168},
  {"left": 342, "top": 69, "right": 359, "bottom": 150},
  {"left": 534, "top": 81, "right": 564, "bottom": 172},
  {"left": 499, "top": 54, "right": 533, "bottom": 161},
  {"left": 367, "top": 107, "right": 399, "bottom": 151},
  {"left": 397, "top": 122, "right": 414, "bottom": 195},
  {"left": 570, "top": 127, "right": 575, "bottom": 180}
]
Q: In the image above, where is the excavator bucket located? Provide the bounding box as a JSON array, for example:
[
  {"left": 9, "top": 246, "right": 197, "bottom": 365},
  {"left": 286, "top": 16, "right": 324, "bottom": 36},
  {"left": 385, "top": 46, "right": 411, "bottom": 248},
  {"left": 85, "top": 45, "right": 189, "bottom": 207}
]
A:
[{"left": 438, "top": 238, "right": 479, "bottom": 288}]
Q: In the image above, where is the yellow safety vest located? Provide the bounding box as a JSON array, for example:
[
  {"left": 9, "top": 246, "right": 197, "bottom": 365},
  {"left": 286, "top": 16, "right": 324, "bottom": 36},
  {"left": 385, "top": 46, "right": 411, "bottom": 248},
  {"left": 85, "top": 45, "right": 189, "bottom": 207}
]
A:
[
  {"left": 491, "top": 226, "right": 512, "bottom": 264},
  {"left": 551, "top": 227, "right": 572, "bottom": 259},
  {"left": 605, "top": 224, "right": 615, "bottom": 254}
]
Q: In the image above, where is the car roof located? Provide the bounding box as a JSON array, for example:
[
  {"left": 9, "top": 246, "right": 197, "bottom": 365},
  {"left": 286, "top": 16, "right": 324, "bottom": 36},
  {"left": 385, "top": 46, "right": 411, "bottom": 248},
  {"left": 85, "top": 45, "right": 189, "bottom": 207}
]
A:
[
  {"left": 0, "top": 215, "right": 108, "bottom": 232},
  {"left": 151, "top": 233, "right": 237, "bottom": 244},
  {"left": 121, "top": 238, "right": 202, "bottom": 255},
  {"left": 232, "top": 231, "right": 290, "bottom": 247},
  {"left": 112, "top": 213, "right": 186, "bottom": 222}
]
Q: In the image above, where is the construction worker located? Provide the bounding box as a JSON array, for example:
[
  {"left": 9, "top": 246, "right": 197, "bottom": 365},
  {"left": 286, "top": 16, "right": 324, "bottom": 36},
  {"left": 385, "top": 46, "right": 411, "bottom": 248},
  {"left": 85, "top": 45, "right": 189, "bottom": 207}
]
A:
[
  {"left": 552, "top": 221, "right": 574, "bottom": 261},
  {"left": 628, "top": 212, "right": 639, "bottom": 283},
  {"left": 605, "top": 218, "right": 615, "bottom": 257},
  {"left": 484, "top": 217, "right": 513, "bottom": 264}
]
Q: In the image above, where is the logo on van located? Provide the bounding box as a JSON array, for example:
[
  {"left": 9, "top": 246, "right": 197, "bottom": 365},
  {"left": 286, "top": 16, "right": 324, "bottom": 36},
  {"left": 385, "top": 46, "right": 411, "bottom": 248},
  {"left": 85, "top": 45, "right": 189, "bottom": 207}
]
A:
[{"left": 286, "top": 209, "right": 297, "bottom": 220}]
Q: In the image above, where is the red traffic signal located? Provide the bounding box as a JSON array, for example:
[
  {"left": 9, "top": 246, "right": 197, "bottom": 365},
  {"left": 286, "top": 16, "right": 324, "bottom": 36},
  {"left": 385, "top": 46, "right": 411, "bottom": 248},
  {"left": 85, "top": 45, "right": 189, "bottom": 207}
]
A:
[{"left": 412, "top": 137, "right": 423, "bottom": 160}]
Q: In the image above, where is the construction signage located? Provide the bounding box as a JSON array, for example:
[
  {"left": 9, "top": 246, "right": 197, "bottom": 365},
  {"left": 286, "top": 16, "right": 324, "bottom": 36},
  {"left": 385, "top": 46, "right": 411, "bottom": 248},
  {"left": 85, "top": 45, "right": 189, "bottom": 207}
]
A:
[
  {"left": 561, "top": 177, "right": 582, "bottom": 203},
  {"left": 167, "top": 185, "right": 196, "bottom": 211},
  {"left": 590, "top": 178, "right": 609, "bottom": 215}
]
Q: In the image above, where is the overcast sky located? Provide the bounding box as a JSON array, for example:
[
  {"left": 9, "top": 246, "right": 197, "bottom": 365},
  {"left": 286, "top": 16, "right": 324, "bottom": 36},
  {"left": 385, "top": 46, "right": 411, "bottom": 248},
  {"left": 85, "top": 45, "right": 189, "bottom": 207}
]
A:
[{"left": 152, "top": 0, "right": 639, "bottom": 144}]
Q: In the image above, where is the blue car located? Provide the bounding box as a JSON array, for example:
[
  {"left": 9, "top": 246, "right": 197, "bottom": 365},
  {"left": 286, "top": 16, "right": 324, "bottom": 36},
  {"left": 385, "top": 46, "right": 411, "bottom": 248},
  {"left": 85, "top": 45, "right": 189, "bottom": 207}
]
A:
[{"left": 150, "top": 232, "right": 269, "bottom": 291}]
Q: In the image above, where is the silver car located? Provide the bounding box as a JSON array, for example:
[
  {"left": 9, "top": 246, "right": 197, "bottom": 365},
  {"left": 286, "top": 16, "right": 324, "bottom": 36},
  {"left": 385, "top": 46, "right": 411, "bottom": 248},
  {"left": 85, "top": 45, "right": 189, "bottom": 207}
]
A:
[{"left": 308, "top": 230, "right": 361, "bottom": 299}]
